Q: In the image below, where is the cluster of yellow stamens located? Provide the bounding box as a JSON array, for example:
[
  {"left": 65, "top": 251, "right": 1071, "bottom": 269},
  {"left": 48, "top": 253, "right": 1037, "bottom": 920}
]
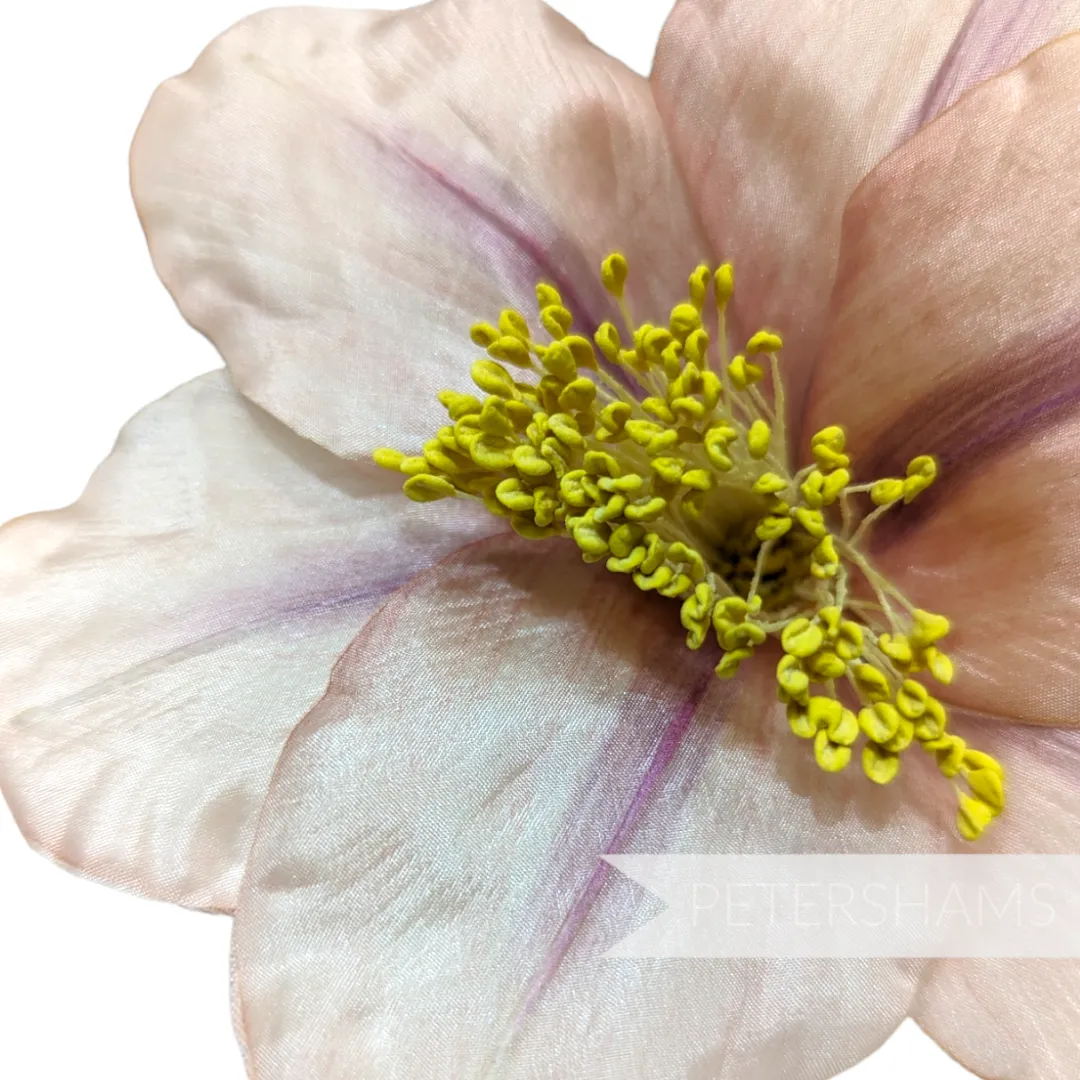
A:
[{"left": 374, "top": 254, "right": 1005, "bottom": 841}]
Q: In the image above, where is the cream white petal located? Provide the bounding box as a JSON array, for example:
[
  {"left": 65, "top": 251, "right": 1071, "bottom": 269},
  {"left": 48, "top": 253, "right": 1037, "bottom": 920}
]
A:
[
  {"left": 0, "top": 371, "right": 498, "bottom": 911},
  {"left": 233, "top": 534, "right": 953, "bottom": 1080}
]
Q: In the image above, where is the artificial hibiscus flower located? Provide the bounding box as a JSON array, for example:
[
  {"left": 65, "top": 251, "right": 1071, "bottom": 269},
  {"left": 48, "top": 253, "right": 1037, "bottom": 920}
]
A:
[{"left": 3, "top": 1, "right": 1080, "bottom": 1077}]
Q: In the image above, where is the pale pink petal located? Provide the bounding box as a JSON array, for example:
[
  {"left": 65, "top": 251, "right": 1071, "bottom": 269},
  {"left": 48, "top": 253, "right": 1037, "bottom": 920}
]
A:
[
  {"left": 233, "top": 534, "right": 955, "bottom": 1080},
  {"left": 917, "top": 0, "right": 1080, "bottom": 123},
  {"left": 913, "top": 714, "right": 1080, "bottom": 1078},
  {"left": 0, "top": 371, "right": 497, "bottom": 912},
  {"left": 918, "top": 955, "right": 1080, "bottom": 1079},
  {"left": 651, "top": 0, "right": 1080, "bottom": 414},
  {"left": 804, "top": 33, "right": 1080, "bottom": 726},
  {"left": 131, "top": 2, "right": 707, "bottom": 459}
]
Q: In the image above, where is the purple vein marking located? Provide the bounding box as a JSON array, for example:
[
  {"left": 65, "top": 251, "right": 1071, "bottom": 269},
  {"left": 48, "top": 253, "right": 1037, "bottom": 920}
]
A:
[
  {"left": 911, "top": 0, "right": 1042, "bottom": 133},
  {"left": 392, "top": 143, "right": 603, "bottom": 332},
  {"left": 861, "top": 314, "right": 1080, "bottom": 546},
  {"left": 386, "top": 136, "right": 645, "bottom": 398},
  {"left": 488, "top": 672, "right": 712, "bottom": 1070}
]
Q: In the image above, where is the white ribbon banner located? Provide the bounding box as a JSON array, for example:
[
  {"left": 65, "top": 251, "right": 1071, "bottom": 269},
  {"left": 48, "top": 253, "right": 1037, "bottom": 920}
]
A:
[{"left": 602, "top": 855, "right": 1080, "bottom": 958}]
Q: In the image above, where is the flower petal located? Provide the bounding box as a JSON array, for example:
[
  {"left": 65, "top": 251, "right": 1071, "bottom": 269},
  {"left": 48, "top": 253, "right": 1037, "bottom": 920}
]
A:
[
  {"left": 233, "top": 534, "right": 951, "bottom": 1080},
  {"left": 651, "top": 0, "right": 1079, "bottom": 413},
  {"left": 0, "top": 371, "right": 496, "bottom": 912},
  {"left": 917, "top": 0, "right": 1080, "bottom": 124},
  {"left": 803, "top": 33, "right": 1080, "bottom": 725},
  {"left": 131, "top": 2, "right": 707, "bottom": 459},
  {"left": 913, "top": 713, "right": 1080, "bottom": 1078}
]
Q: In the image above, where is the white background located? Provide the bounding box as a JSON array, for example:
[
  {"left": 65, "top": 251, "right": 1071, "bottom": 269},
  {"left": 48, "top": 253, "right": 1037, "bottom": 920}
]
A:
[{"left": 0, "top": 2, "right": 976, "bottom": 1077}]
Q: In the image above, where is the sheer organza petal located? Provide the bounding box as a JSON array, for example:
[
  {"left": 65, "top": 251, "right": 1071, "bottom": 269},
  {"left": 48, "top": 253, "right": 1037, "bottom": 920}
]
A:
[
  {"left": 913, "top": 714, "right": 1080, "bottom": 1078},
  {"left": 803, "top": 33, "right": 1080, "bottom": 726},
  {"left": 233, "top": 534, "right": 955, "bottom": 1080},
  {"left": 0, "top": 372, "right": 496, "bottom": 911},
  {"left": 651, "top": 0, "right": 1078, "bottom": 415},
  {"left": 131, "top": 1, "right": 707, "bottom": 459}
]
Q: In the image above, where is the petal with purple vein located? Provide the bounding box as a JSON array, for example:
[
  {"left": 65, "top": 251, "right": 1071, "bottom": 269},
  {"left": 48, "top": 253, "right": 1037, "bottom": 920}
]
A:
[
  {"left": 913, "top": 0, "right": 1080, "bottom": 127},
  {"left": 233, "top": 534, "right": 952, "bottom": 1080},
  {"left": 0, "top": 371, "right": 498, "bottom": 912},
  {"left": 804, "top": 34, "right": 1080, "bottom": 726},
  {"left": 131, "top": 1, "right": 707, "bottom": 459},
  {"left": 652, "top": 0, "right": 977, "bottom": 417}
]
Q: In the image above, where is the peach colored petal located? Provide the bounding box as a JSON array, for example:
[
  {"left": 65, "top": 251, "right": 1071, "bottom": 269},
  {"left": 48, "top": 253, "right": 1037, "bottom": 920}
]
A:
[
  {"left": 913, "top": 713, "right": 1080, "bottom": 1079},
  {"left": 918, "top": 957, "right": 1080, "bottom": 1079},
  {"left": 651, "top": 0, "right": 1078, "bottom": 417},
  {"left": 0, "top": 372, "right": 497, "bottom": 912},
  {"left": 804, "top": 33, "right": 1080, "bottom": 725},
  {"left": 881, "top": 413, "right": 1080, "bottom": 726},
  {"left": 232, "top": 535, "right": 955, "bottom": 1080},
  {"left": 131, "top": 2, "right": 707, "bottom": 460}
]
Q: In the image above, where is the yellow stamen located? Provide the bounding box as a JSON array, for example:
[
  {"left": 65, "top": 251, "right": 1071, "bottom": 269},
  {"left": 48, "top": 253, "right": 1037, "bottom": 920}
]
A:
[{"left": 373, "top": 253, "right": 1006, "bottom": 842}]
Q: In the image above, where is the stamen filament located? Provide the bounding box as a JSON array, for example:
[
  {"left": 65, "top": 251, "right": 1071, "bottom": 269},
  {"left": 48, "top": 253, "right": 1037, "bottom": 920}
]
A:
[
  {"left": 769, "top": 352, "right": 787, "bottom": 467},
  {"left": 848, "top": 502, "right": 894, "bottom": 548}
]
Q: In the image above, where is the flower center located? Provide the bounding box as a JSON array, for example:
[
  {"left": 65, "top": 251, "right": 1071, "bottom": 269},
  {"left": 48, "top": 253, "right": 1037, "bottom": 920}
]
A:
[{"left": 374, "top": 254, "right": 1005, "bottom": 842}]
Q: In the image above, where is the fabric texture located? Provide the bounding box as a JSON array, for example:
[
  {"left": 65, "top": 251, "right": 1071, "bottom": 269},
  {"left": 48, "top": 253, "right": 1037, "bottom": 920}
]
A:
[
  {"left": 0, "top": 371, "right": 499, "bottom": 910},
  {"left": 5, "top": 0, "right": 1080, "bottom": 1076},
  {"left": 650, "top": 0, "right": 1080, "bottom": 423},
  {"left": 130, "top": 1, "right": 708, "bottom": 460},
  {"left": 233, "top": 534, "right": 949, "bottom": 1080},
  {"left": 806, "top": 32, "right": 1080, "bottom": 727}
]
